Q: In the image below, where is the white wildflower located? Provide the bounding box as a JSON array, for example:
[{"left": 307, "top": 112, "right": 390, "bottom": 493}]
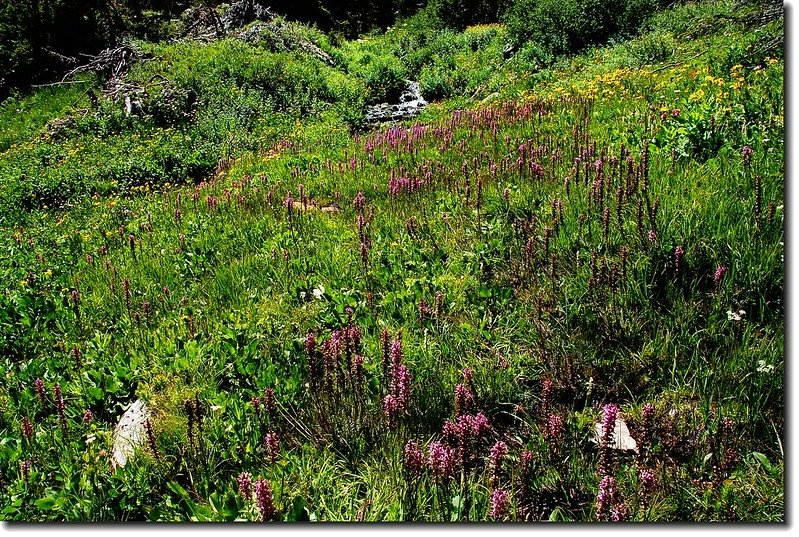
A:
[
  {"left": 727, "top": 309, "right": 746, "bottom": 321},
  {"left": 756, "top": 360, "right": 775, "bottom": 374}
]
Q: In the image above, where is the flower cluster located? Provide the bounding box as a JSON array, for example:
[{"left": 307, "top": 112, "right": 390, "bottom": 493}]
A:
[{"left": 255, "top": 478, "right": 276, "bottom": 521}]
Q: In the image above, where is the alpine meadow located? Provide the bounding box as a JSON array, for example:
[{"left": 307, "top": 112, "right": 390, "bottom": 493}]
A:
[{"left": 0, "top": 0, "right": 785, "bottom": 523}]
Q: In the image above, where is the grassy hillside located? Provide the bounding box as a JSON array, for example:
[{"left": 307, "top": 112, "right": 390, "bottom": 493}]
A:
[{"left": 0, "top": 0, "right": 784, "bottom": 522}]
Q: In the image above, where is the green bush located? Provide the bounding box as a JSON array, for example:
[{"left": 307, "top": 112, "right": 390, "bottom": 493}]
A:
[
  {"left": 504, "top": 0, "right": 664, "bottom": 56},
  {"left": 511, "top": 41, "right": 556, "bottom": 72},
  {"left": 627, "top": 30, "right": 676, "bottom": 66}
]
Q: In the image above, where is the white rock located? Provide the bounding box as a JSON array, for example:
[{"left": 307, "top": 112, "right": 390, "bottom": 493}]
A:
[
  {"left": 112, "top": 400, "right": 150, "bottom": 469},
  {"left": 593, "top": 418, "right": 639, "bottom": 454}
]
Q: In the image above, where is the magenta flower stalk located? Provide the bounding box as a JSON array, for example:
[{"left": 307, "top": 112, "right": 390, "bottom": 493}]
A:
[
  {"left": 521, "top": 450, "right": 534, "bottom": 476},
  {"left": 72, "top": 346, "right": 82, "bottom": 370},
  {"left": 122, "top": 278, "right": 131, "bottom": 311},
  {"left": 390, "top": 361, "right": 412, "bottom": 415},
  {"left": 390, "top": 337, "right": 403, "bottom": 372},
  {"left": 545, "top": 413, "right": 564, "bottom": 443},
  {"left": 360, "top": 241, "right": 369, "bottom": 268},
  {"left": 428, "top": 441, "right": 455, "bottom": 481},
  {"left": 611, "top": 500, "right": 628, "bottom": 522},
  {"left": 353, "top": 191, "right": 366, "bottom": 213},
  {"left": 254, "top": 478, "right": 277, "bottom": 521},
  {"left": 741, "top": 144, "right": 753, "bottom": 167},
  {"left": 454, "top": 383, "right": 473, "bottom": 416},
  {"left": 21, "top": 417, "right": 34, "bottom": 442},
  {"left": 598, "top": 404, "right": 618, "bottom": 477},
  {"left": 714, "top": 265, "right": 728, "bottom": 287},
  {"left": 383, "top": 394, "right": 399, "bottom": 429},
  {"left": 674, "top": 245, "right": 685, "bottom": 276},
  {"left": 472, "top": 412, "right": 491, "bottom": 437},
  {"left": 620, "top": 246, "right": 629, "bottom": 281},
  {"left": 263, "top": 388, "right": 276, "bottom": 420},
  {"left": 489, "top": 440, "right": 508, "bottom": 486},
  {"left": 264, "top": 430, "right": 280, "bottom": 465},
  {"left": 33, "top": 378, "right": 47, "bottom": 407},
  {"left": 540, "top": 378, "right": 553, "bottom": 420},
  {"left": 128, "top": 233, "right": 136, "bottom": 258},
  {"left": 346, "top": 324, "right": 361, "bottom": 356},
  {"left": 237, "top": 472, "right": 253, "bottom": 499},
  {"left": 647, "top": 229, "right": 657, "bottom": 243},
  {"left": 351, "top": 354, "right": 365, "bottom": 385},
  {"left": 83, "top": 409, "right": 94, "bottom": 424},
  {"left": 489, "top": 488, "right": 510, "bottom": 520},
  {"left": 403, "top": 440, "right": 425, "bottom": 476},
  {"left": 462, "top": 367, "right": 473, "bottom": 383},
  {"left": 20, "top": 460, "right": 31, "bottom": 481},
  {"left": 639, "top": 467, "right": 658, "bottom": 510},
  {"left": 640, "top": 402, "right": 655, "bottom": 457},
  {"left": 595, "top": 474, "right": 616, "bottom": 521},
  {"left": 601, "top": 404, "right": 618, "bottom": 446},
  {"left": 144, "top": 418, "right": 160, "bottom": 459},
  {"left": 305, "top": 331, "right": 317, "bottom": 386}
]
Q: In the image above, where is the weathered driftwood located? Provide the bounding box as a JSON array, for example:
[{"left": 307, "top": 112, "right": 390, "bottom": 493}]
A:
[{"left": 61, "top": 46, "right": 144, "bottom": 89}]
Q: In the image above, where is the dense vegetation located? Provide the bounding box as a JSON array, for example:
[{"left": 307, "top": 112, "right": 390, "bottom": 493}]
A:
[{"left": 0, "top": 0, "right": 784, "bottom": 522}]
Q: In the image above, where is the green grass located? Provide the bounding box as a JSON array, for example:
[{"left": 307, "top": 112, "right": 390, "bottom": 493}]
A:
[{"left": 0, "top": 0, "right": 784, "bottom": 523}]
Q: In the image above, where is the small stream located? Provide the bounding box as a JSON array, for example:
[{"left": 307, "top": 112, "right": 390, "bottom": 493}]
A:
[{"left": 364, "top": 80, "right": 428, "bottom": 123}]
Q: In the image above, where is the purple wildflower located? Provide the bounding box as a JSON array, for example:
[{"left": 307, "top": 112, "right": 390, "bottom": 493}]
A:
[
  {"left": 545, "top": 413, "right": 565, "bottom": 442},
  {"left": 144, "top": 418, "right": 160, "bottom": 459},
  {"left": 264, "top": 430, "right": 280, "bottom": 465},
  {"left": 403, "top": 440, "right": 424, "bottom": 476},
  {"left": 33, "top": 378, "right": 47, "bottom": 407},
  {"left": 595, "top": 475, "right": 616, "bottom": 521},
  {"left": 383, "top": 394, "right": 399, "bottom": 429},
  {"left": 83, "top": 409, "right": 94, "bottom": 425},
  {"left": 714, "top": 265, "right": 727, "bottom": 287},
  {"left": 20, "top": 460, "right": 31, "bottom": 481},
  {"left": 351, "top": 354, "right": 364, "bottom": 385},
  {"left": 353, "top": 191, "right": 366, "bottom": 213},
  {"left": 489, "top": 440, "right": 508, "bottom": 486},
  {"left": 21, "top": 417, "right": 33, "bottom": 442},
  {"left": 254, "top": 478, "right": 276, "bottom": 521},
  {"left": 472, "top": 412, "right": 491, "bottom": 437},
  {"left": 305, "top": 331, "right": 317, "bottom": 385},
  {"left": 393, "top": 364, "right": 411, "bottom": 413},
  {"left": 598, "top": 404, "right": 619, "bottom": 476},
  {"left": 428, "top": 441, "right": 455, "bottom": 481},
  {"left": 462, "top": 367, "right": 473, "bottom": 383},
  {"left": 454, "top": 383, "right": 473, "bottom": 416},
  {"left": 741, "top": 145, "right": 753, "bottom": 166},
  {"left": 489, "top": 488, "right": 510, "bottom": 520},
  {"left": 263, "top": 388, "right": 276, "bottom": 420},
  {"left": 237, "top": 472, "right": 253, "bottom": 498},
  {"left": 639, "top": 467, "right": 658, "bottom": 509},
  {"left": 674, "top": 245, "right": 685, "bottom": 276}
]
